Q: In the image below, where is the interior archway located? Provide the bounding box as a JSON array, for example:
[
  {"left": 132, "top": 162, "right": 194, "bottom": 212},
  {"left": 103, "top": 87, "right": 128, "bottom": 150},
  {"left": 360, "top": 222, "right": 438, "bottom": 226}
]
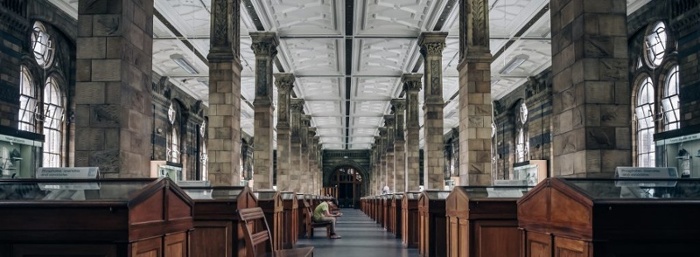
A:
[{"left": 330, "top": 166, "right": 364, "bottom": 208}]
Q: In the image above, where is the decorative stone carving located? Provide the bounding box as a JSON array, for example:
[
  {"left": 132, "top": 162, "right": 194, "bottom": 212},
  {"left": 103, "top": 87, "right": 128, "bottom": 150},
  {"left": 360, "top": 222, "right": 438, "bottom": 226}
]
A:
[
  {"left": 275, "top": 73, "right": 295, "bottom": 128},
  {"left": 391, "top": 99, "right": 406, "bottom": 142},
  {"left": 290, "top": 99, "right": 304, "bottom": 142}
]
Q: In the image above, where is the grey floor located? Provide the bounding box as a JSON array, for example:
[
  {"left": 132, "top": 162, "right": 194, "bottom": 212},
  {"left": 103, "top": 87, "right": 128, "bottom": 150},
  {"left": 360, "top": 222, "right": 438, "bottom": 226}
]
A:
[{"left": 296, "top": 208, "right": 419, "bottom": 257}]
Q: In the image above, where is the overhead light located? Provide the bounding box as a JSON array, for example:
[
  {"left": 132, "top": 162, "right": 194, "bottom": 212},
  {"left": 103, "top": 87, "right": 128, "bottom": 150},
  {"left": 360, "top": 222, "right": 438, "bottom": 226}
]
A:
[
  {"left": 499, "top": 54, "right": 528, "bottom": 75},
  {"left": 170, "top": 54, "right": 199, "bottom": 75}
]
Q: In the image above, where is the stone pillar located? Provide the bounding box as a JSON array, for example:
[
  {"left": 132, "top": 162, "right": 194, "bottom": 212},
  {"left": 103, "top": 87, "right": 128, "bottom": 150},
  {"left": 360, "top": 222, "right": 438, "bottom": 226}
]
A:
[
  {"left": 312, "top": 136, "right": 321, "bottom": 194},
  {"left": 289, "top": 99, "right": 304, "bottom": 192},
  {"left": 372, "top": 137, "right": 380, "bottom": 194},
  {"left": 251, "top": 32, "right": 278, "bottom": 189},
  {"left": 418, "top": 32, "right": 447, "bottom": 189},
  {"left": 384, "top": 115, "right": 396, "bottom": 193},
  {"left": 457, "top": 0, "right": 493, "bottom": 186},
  {"left": 300, "top": 115, "right": 311, "bottom": 193},
  {"left": 274, "top": 73, "right": 294, "bottom": 191},
  {"left": 392, "top": 99, "right": 407, "bottom": 192},
  {"left": 378, "top": 127, "right": 388, "bottom": 192},
  {"left": 550, "top": 0, "right": 630, "bottom": 177},
  {"left": 403, "top": 74, "right": 422, "bottom": 191},
  {"left": 308, "top": 127, "right": 317, "bottom": 194},
  {"left": 76, "top": 0, "right": 154, "bottom": 176}
]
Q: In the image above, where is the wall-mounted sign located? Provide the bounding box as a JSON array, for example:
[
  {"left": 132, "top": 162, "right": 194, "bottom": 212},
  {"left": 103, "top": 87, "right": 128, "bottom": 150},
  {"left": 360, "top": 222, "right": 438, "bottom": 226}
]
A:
[{"left": 36, "top": 167, "right": 100, "bottom": 179}]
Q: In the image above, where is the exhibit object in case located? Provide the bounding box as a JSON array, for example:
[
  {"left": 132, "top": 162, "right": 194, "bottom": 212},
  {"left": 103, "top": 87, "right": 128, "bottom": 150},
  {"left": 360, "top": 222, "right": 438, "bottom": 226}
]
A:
[
  {"left": 0, "top": 129, "right": 42, "bottom": 179},
  {"left": 445, "top": 186, "right": 533, "bottom": 257},
  {"left": 181, "top": 186, "right": 257, "bottom": 257},
  {"left": 518, "top": 177, "right": 700, "bottom": 257},
  {"left": 512, "top": 160, "right": 547, "bottom": 186},
  {"left": 0, "top": 177, "right": 193, "bottom": 257}
]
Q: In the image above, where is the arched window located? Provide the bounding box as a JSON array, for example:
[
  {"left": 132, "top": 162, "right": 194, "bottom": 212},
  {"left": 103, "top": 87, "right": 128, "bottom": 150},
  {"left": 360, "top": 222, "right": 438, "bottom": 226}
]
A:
[
  {"left": 635, "top": 77, "right": 655, "bottom": 167},
  {"left": 42, "top": 76, "right": 63, "bottom": 167},
  {"left": 18, "top": 66, "right": 36, "bottom": 132},
  {"left": 644, "top": 22, "right": 667, "bottom": 68},
  {"left": 30, "top": 21, "right": 55, "bottom": 69},
  {"left": 662, "top": 65, "right": 680, "bottom": 130}
]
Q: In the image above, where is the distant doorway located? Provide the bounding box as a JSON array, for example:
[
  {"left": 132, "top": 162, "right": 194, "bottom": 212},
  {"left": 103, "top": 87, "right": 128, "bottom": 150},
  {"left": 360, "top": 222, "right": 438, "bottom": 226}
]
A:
[{"left": 331, "top": 167, "right": 363, "bottom": 208}]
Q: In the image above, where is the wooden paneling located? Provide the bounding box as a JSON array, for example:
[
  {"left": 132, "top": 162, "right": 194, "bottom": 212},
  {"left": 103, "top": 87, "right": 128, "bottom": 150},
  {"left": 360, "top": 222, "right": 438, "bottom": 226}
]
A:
[
  {"left": 11, "top": 244, "right": 118, "bottom": 257},
  {"left": 164, "top": 232, "right": 188, "bottom": 257},
  {"left": 131, "top": 190, "right": 165, "bottom": 223},
  {"left": 191, "top": 221, "right": 232, "bottom": 257},
  {"left": 553, "top": 236, "right": 589, "bottom": 257},
  {"left": 525, "top": 231, "right": 551, "bottom": 257},
  {"left": 132, "top": 237, "right": 162, "bottom": 257},
  {"left": 473, "top": 221, "right": 519, "bottom": 257}
]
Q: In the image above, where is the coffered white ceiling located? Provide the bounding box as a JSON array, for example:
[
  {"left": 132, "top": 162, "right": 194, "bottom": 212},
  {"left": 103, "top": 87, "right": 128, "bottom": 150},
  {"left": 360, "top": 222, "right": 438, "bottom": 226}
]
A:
[{"left": 49, "top": 0, "right": 651, "bottom": 150}]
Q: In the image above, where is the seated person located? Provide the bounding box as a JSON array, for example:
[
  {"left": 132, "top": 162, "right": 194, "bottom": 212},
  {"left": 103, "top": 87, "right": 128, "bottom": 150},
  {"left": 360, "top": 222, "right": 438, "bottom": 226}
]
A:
[{"left": 312, "top": 198, "right": 343, "bottom": 239}]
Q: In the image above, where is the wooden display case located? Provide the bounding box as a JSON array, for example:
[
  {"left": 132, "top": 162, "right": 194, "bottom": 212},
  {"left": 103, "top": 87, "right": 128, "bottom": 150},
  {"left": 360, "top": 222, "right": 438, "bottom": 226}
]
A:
[
  {"left": 445, "top": 186, "right": 533, "bottom": 257},
  {"left": 181, "top": 186, "right": 257, "bottom": 257},
  {"left": 418, "top": 190, "right": 450, "bottom": 257},
  {"left": 391, "top": 193, "right": 403, "bottom": 238},
  {"left": 0, "top": 178, "right": 193, "bottom": 257},
  {"left": 297, "top": 193, "right": 308, "bottom": 238},
  {"left": 381, "top": 194, "right": 390, "bottom": 229},
  {"left": 402, "top": 192, "right": 421, "bottom": 248},
  {"left": 255, "top": 190, "right": 283, "bottom": 251},
  {"left": 518, "top": 177, "right": 700, "bottom": 257},
  {"left": 281, "top": 192, "right": 298, "bottom": 249}
]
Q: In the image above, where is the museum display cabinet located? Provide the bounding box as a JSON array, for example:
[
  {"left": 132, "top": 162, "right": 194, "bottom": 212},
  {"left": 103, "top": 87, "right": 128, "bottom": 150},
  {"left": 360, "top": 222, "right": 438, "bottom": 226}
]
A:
[
  {"left": 0, "top": 128, "right": 42, "bottom": 179},
  {"left": 281, "top": 191, "right": 299, "bottom": 249},
  {"left": 0, "top": 177, "right": 193, "bottom": 257},
  {"left": 445, "top": 186, "right": 533, "bottom": 257},
  {"left": 180, "top": 185, "right": 257, "bottom": 257},
  {"left": 391, "top": 193, "right": 404, "bottom": 238},
  {"left": 254, "top": 190, "right": 283, "bottom": 251},
  {"left": 402, "top": 192, "right": 421, "bottom": 248},
  {"left": 518, "top": 177, "right": 700, "bottom": 257},
  {"left": 381, "top": 194, "right": 390, "bottom": 229},
  {"left": 655, "top": 125, "right": 700, "bottom": 177},
  {"left": 418, "top": 190, "right": 450, "bottom": 257}
]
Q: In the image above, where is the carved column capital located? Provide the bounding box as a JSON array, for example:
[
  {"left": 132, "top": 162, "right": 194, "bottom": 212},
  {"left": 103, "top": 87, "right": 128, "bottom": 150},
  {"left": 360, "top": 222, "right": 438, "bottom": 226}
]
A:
[
  {"left": 290, "top": 98, "right": 305, "bottom": 112},
  {"left": 384, "top": 115, "right": 395, "bottom": 127},
  {"left": 250, "top": 32, "right": 279, "bottom": 57},
  {"left": 402, "top": 73, "right": 423, "bottom": 92},
  {"left": 460, "top": 0, "right": 491, "bottom": 61},
  {"left": 418, "top": 32, "right": 448, "bottom": 58},
  {"left": 275, "top": 73, "right": 294, "bottom": 129},
  {"left": 274, "top": 73, "right": 295, "bottom": 93},
  {"left": 391, "top": 99, "right": 406, "bottom": 113},
  {"left": 392, "top": 99, "right": 406, "bottom": 142},
  {"left": 209, "top": 0, "right": 239, "bottom": 61}
]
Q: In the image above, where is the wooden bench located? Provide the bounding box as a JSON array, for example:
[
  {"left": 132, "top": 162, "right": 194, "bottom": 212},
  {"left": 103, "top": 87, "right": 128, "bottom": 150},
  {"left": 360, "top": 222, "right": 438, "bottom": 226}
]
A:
[
  {"left": 238, "top": 207, "right": 314, "bottom": 257},
  {"left": 302, "top": 202, "right": 333, "bottom": 238}
]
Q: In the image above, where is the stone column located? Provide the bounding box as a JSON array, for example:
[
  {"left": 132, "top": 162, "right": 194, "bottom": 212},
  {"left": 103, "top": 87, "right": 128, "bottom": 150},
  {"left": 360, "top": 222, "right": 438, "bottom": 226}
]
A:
[
  {"left": 274, "top": 73, "right": 294, "bottom": 191},
  {"left": 308, "top": 127, "right": 317, "bottom": 194},
  {"left": 403, "top": 74, "right": 422, "bottom": 191},
  {"left": 300, "top": 115, "right": 311, "bottom": 193},
  {"left": 312, "top": 136, "right": 321, "bottom": 194},
  {"left": 550, "top": 0, "right": 630, "bottom": 177},
  {"left": 457, "top": 0, "right": 493, "bottom": 186},
  {"left": 289, "top": 99, "right": 304, "bottom": 192},
  {"left": 372, "top": 137, "right": 380, "bottom": 194},
  {"left": 384, "top": 115, "right": 396, "bottom": 193},
  {"left": 419, "top": 32, "right": 447, "bottom": 190},
  {"left": 391, "top": 99, "right": 407, "bottom": 192},
  {"left": 251, "top": 32, "right": 278, "bottom": 189},
  {"left": 76, "top": 0, "right": 154, "bottom": 176},
  {"left": 378, "top": 127, "right": 388, "bottom": 192}
]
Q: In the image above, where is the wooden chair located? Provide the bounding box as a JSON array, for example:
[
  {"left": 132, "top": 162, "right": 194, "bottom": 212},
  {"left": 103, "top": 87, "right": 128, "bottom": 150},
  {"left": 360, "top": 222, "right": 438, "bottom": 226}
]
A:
[
  {"left": 303, "top": 202, "right": 332, "bottom": 238},
  {"left": 238, "top": 207, "right": 314, "bottom": 257}
]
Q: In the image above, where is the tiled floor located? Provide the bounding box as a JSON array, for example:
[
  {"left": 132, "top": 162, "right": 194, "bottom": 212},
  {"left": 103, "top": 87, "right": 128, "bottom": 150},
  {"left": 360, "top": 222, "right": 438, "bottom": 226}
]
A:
[{"left": 296, "top": 209, "right": 419, "bottom": 257}]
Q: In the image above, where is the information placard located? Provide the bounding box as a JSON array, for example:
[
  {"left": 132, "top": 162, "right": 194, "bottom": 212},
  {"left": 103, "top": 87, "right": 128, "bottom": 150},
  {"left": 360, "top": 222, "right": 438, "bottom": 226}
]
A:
[{"left": 36, "top": 167, "right": 100, "bottom": 179}]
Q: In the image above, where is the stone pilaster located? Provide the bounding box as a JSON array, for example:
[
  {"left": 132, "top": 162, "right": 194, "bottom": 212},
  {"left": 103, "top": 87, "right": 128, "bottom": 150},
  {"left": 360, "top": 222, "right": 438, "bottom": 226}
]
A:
[
  {"left": 300, "top": 115, "right": 311, "bottom": 193},
  {"left": 274, "top": 73, "right": 294, "bottom": 191},
  {"left": 289, "top": 99, "right": 304, "bottom": 192},
  {"left": 312, "top": 136, "right": 321, "bottom": 194},
  {"left": 308, "top": 127, "right": 317, "bottom": 194},
  {"left": 391, "top": 99, "right": 407, "bottom": 192},
  {"left": 251, "top": 32, "right": 278, "bottom": 189},
  {"left": 378, "top": 127, "right": 388, "bottom": 192},
  {"left": 403, "top": 74, "right": 422, "bottom": 191},
  {"left": 419, "top": 32, "right": 447, "bottom": 189},
  {"left": 384, "top": 115, "right": 396, "bottom": 193},
  {"left": 372, "top": 137, "right": 380, "bottom": 194},
  {"left": 550, "top": 0, "right": 630, "bottom": 177},
  {"left": 76, "top": 0, "right": 154, "bottom": 176},
  {"left": 457, "top": 0, "right": 493, "bottom": 186}
]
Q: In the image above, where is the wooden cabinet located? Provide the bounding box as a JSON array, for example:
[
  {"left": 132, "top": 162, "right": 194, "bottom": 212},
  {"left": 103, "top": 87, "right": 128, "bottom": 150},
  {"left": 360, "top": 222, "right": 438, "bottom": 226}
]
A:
[
  {"left": 518, "top": 178, "right": 700, "bottom": 257},
  {"left": 0, "top": 178, "right": 193, "bottom": 257},
  {"left": 445, "top": 186, "right": 533, "bottom": 257},
  {"left": 255, "top": 190, "right": 283, "bottom": 252},
  {"left": 181, "top": 186, "right": 257, "bottom": 257},
  {"left": 402, "top": 192, "right": 420, "bottom": 248},
  {"left": 391, "top": 193, "right": 403, "bottom": 238},
  {"left": 418, "top": 190, "right": 450, "bottom": 257},
  {"left": 281, "top": 192, "right": 298, "bottom": 249},
  {"left": 296, "top": 193, "right": 308, "bottom": 239}
]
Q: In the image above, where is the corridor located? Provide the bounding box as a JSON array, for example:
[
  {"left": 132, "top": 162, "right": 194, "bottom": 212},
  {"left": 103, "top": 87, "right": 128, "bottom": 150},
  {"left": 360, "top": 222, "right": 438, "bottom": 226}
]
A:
[{"left": 296, "top": 209, "right": 419, "bottom": 257}]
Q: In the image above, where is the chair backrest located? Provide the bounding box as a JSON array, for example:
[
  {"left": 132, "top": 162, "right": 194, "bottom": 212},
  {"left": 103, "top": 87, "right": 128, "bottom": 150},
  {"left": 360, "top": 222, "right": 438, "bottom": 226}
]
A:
[{"left": 238, "top": 207, "right": 274, "bottom": 257}]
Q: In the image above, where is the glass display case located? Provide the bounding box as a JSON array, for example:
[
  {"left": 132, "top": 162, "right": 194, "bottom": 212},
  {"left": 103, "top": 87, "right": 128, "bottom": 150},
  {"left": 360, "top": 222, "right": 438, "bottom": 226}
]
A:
[
  {"left": 655, "top": 129, "right": 700, "bottom": 177},
  {"left": 0, "top": 130, "right": 42, "bottom": 178},
  {"left": 447, "top": 185, "right": 534, "bottom": 257},
  {"left": 519, "top": 177, "right": 700, "bottom": 257},
  {"left": 0, "top": 178, "right": 193, "bottom": 257}
]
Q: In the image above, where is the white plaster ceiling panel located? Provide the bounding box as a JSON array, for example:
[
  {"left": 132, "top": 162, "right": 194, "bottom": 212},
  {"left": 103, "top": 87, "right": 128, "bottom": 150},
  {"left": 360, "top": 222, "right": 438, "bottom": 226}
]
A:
[
  {"left": 321, "top": 136, "right": 343, "bottom": 144},
  {"left": 353, "top": 77, "right": 400, "bottom": 100},
  {"left": 356, "top": 0, "right": 436, "bottom": 36},
  {"left": 261, "top": 0, "right": 342, "bottom": 36},
  {"left": 523, "top": 10, "right": 551, "bottom": 39},
  {"left": 297, "top": 77, "right": 342, "bottom": 100},
  {"left": 306, "top": 100, "right": 343, "bottom": 116},
  {"left": 493, "top": 39, "right": 551, "bottom": 78},
  {"left": 152, "top": 39, "right": 209, "bottom": 78},
  {"left": 241, "top": 77, "right": 256, "bottom": 102},
  {"left": 240, "top": 37, "right": 257, "bottom": 77},
  {"left": 155, "top": 0, "right": 211, "bottom": 37},
  {"left": 325, "top": 144, "right": 343, "bottom": 149},
  {"left": 354, "top": 117, "right": 383, "bottom": 128},
  {"left": 280, "top": 39, "right": 341, "bottom": 76},
  {"left": 154, "top": 18, "right": 175, "bottom": 38},
  {"left": 492, "top": 77, "right": 526, "bottom": 99},
  {"left": 349, "top": 144, "right": 372, "bottom": 150},
  {"left": 48, "top": 0, "right": 78, "bottom": 19},
  {"left": 317, "top": 128, "right": 343, "bottom": 137},
  {"left": 489, "top": 0, "right": 548, "bottom": 38},
  {"left": 351, "top": 128, "right": 377, "bottom": 136},
  {"left": 443, "top": 77, "right": 459, "bottom": 101},
  {"left": 442, "top": 37, "right": 460, "bottom": 77},
  {"left": 444, "top": 100, "right": 459, "bottom": 132},
  {"left": 350, "top": 137, "right": 374, "bottom": 146},
  {"left": 355, "top": 38, "right": 415, "bottom": 76},
  {"left": 352, "top": 101, "right": 388, "bottom": 116},
  {"left": 314, "top": 116, "right": 343, "bottom": 127},
  {"left": 241, "top": 104, "right": 255, "bottom": 135}
]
